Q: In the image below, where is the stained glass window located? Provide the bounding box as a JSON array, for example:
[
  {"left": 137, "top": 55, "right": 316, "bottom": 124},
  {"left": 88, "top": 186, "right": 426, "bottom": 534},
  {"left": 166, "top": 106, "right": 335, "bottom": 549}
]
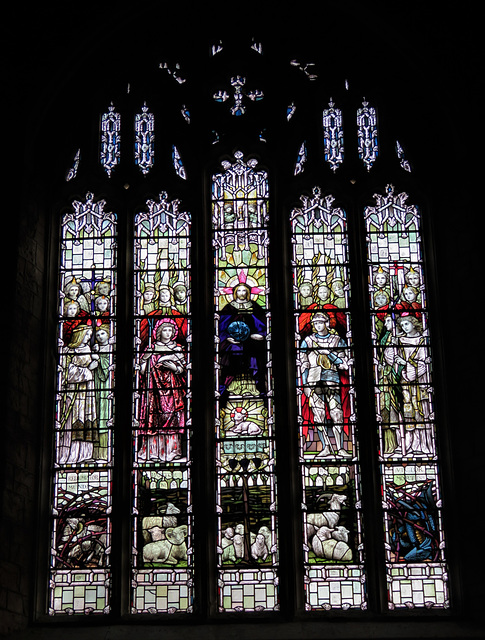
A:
[
  {"left": 357, "top": 100, "right": 378, "bottom": 171},
  {"left": 213, "top": 76, "right": 264, "bottom": 116},
  {"left": 322, "top": 101, "right": 344, "bottom": 172},
  {"left": 50, "top": 193, "right": 117, "bottom": 615},
  {"left": 100, "top": 104, "right": 121, "bottom": 177},
  {"left": 294, "top": 141, "right": 307, "bottom": 175},
  {"left": 47, "top": 36, "right": 452, "bottom": 623},
  {"left": 132, "top": 192, "right": 193, "bottom": 614},
  {"left": 66, "top": 149, "right": 80, "bottom": 182},
  {"left": 365, "top": 185, "right": 448, "bottom": 609},
  {"left": 291, "top": 187, "right": 366, "bottom": 610},
  {"left": 172, "top": 146, "right": 187, "bottom": 180},
  {"left": 396, "top": 141, "right": 412, "bottom": 173},
  {"left": 134, "top": 103, "right": 155, "bottom": 175},
  {"left": 212, "top": 152, "right": 278, "bottom": 612}
]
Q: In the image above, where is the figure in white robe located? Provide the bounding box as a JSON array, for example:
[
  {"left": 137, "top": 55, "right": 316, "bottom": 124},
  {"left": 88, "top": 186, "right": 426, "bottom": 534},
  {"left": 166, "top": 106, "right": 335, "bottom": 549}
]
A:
[
  {"left": 385, "top": 314, "right": 434, "bottom": 456},
  {"left": 58, "top": 323, "right": 99, "bottom": 464}
]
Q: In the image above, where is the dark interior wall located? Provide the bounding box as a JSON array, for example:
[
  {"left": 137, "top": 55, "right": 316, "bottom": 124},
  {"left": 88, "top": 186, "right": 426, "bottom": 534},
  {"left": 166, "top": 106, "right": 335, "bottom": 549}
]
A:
[{"left": 2, "top": 2, "right": 483, "bottom": 638}]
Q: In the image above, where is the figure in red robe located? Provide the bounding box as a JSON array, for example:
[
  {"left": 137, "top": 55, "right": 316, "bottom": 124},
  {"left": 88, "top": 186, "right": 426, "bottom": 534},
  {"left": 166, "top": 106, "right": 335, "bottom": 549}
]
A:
[
  {"left": 137, "top": 317, "right": 186, "bottom": 462},
  {"left": 298, "top": 307, "right": 352, "bottom": 458}
]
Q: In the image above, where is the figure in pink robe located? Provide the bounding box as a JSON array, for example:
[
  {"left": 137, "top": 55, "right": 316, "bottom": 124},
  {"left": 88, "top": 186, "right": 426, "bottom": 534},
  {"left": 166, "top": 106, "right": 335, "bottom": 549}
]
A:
[{"left": 137, "top": 318, "right": 186, "bottom": 462}]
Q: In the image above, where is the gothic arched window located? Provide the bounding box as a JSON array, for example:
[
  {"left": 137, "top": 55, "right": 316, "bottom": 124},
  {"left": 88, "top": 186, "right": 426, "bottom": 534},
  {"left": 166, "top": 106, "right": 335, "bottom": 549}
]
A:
[{"left": 44, "top": 34, "right": 450, "bottom": 621}]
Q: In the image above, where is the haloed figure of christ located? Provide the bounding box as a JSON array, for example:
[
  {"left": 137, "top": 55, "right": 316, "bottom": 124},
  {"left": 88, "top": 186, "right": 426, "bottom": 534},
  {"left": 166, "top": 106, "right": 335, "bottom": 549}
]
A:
[{"left": 219, "top": 282, "right": 267, "bottom": 406}]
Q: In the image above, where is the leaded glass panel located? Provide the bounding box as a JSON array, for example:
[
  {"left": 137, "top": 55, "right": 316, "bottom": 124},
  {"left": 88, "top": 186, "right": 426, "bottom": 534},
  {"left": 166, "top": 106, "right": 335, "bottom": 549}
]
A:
[
  {"left": 50, "top": 192, "right": 117, "bottom": 615},
  {"left": 294, "top": 141, "right": 307, "bottom": 175},
  {"left": 66, "top": 149, "right": 80, "bottom": 182},
  {"left": 131, "top": 192, "right": 193, "bottom": 614},
  {"left": 291, "top": 187, "right": 366, "bottom": 610},
  {"left": 172, "top": 145, "right": 187, "bottom": 180},
  {"left": 322, "top": 101, "right": 344, "bottom": 172},
  {"left": 365, "top": 185, "right": 449, "bottom": 609},
  {"left": 135, "top": 103, "right": 155, "bottom": 175},
  {"left": 357, "top": 100, "right": 378, "bottom": 171},
  {"left": 213, "top": 152, "right": 279, "bottom": 612},
  {"left": 213, "top": 76, "right": 264, "bottom": 116},
  {"left": 100, "top": 104, "right": 121, "bottom": 177},
  {"left": 396, "top": 141, "right": 412, "bottom": 172}
]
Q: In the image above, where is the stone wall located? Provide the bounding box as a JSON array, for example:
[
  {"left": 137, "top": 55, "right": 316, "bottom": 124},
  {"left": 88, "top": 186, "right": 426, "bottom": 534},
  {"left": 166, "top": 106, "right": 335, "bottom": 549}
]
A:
[{"left": 2, "top": 194, "right": 46, "bottom": 633}]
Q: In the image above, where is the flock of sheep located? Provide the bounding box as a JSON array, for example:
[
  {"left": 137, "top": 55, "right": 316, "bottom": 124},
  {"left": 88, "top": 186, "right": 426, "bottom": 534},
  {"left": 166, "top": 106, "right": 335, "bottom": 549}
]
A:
[{"left": 140, "top": 493, "right": 353, "bottom": 567}]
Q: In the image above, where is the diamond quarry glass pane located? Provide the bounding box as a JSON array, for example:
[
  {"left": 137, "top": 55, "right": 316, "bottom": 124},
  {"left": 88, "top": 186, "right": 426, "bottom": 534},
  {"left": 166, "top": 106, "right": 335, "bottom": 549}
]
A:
[
  {"left": 213, "top": 152, "right": 279, "bottom": 613},
  {"left": 290, "top": 187, "right": 367, "bottom": 610},
  {"left": 132, "top": 192, "right": 193, "bottom": 614},
  {"left": 50, "top": 193, "right": 117, "bottom": 616},
  {"left": 364, "top": 185, "right": 449, "bottom": 609}
]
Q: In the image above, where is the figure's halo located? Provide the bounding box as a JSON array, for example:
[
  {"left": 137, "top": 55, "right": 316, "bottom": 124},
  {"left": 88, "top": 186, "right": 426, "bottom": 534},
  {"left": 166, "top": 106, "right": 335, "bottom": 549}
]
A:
[{"left": 220, "top": 269, "right": 263, "bottom": 302}]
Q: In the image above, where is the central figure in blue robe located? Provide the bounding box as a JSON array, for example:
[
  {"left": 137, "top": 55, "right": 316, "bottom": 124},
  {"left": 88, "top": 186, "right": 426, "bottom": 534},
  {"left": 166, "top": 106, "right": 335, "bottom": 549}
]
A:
[{"left": 218, "top": 283, "right": 267, "bottom": 406}]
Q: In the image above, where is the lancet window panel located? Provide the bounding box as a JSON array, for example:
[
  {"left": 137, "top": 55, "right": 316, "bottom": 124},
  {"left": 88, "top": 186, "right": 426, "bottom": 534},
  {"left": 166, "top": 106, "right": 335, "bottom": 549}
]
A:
[
  {"left": 131, "top": 192, "right": 193, "bottom": 614},
  {"left": 50, "top": 193, "right": 117, "bottom": 615},
  {"left": 290, "top": 186, "right": 366, "bottom": 610},
  {"left": 365, "top": 185, "right": 449, "bottom": 609},
  {"left": 212, "top": 152, "right": 279, "bottom": 613}
]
